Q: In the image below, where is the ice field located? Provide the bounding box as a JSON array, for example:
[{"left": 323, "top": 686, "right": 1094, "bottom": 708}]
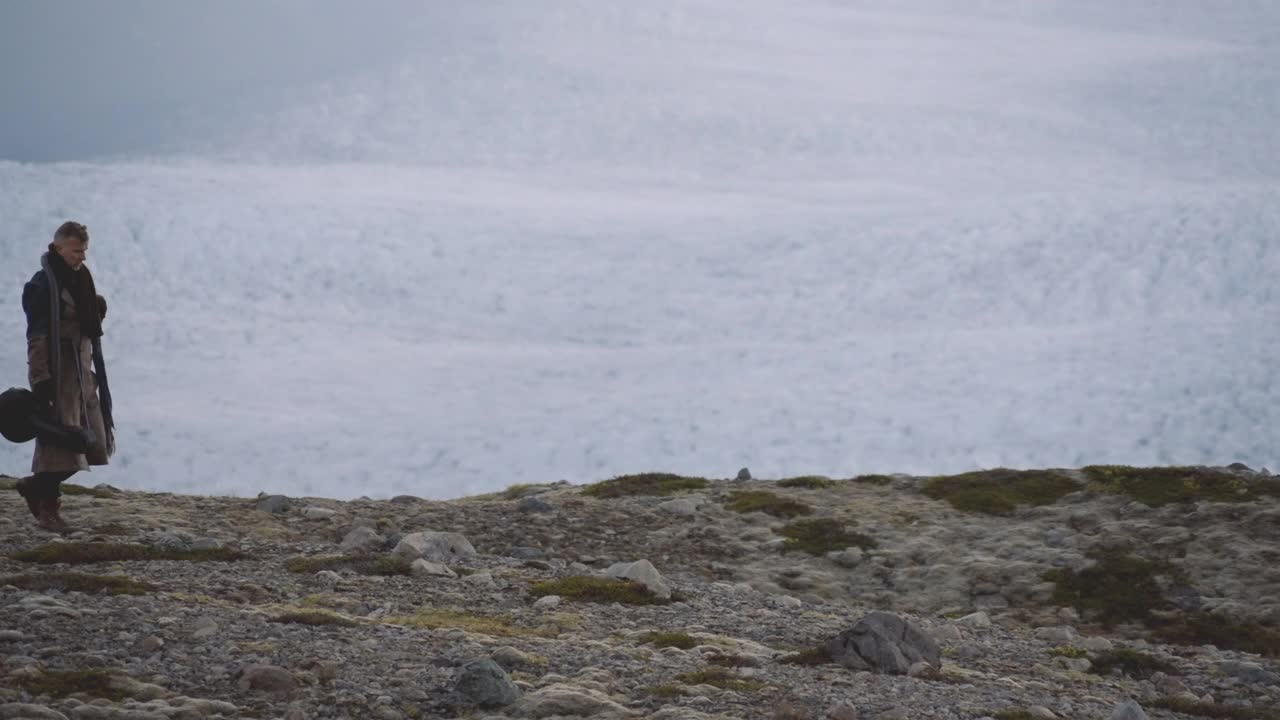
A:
[{"left": 0, "top": 1, "right": 1276, "bottom": 498}]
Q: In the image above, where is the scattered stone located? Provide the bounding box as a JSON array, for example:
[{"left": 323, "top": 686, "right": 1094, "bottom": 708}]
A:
[
  {"left": 956, "top": 612, "right": 992, "bottom": 628},
  {"left": 509, "top": 546, "right": 545, "bottom": 560},
  {"left": 1215, "top": 660, "right": 1278, "bottom": 685},
  {"left": 825, "top": 612, "right": 941, "bottom": 675},
  {"left": 455, "top": 659, "right": 521, "bottom": 708},
  {"left": 410, "top": 559, "right": 457, "bottom": 578},
  {"left": 604, "top": 559, "right": 672, "bottom": 599},
  {"left": 393, "top": 531, "right": 477, "bottom": 562},
  {"left": 256, "top": 494, "right": 292, "bottom": 514},
  {"left": 1033, "top": 626, "right": 1076, "bottom": 644},
  {"left": 827, "top": 703, "right": 860, "bottom": 720},
  {"left": 238, "top": 665, "right": 298, "bottom": 696},
  {"left": 0, "top": 705, "right": 69, "bottom": 720},
  {"left": 189, "top": 618, "right": 219, "bottom": 640},
  {"left": 339, "top": 526, "right": 385, "bottom": 553},
  {"left": 658, "top": 497, "right": 701, "bottom": 516},
  {"left": 532, "top": 595, "right": 563, "bottom": 610},
  {"left": 1109, "top": 700, "right": 1147, "bottom": 720},
  {"left": 316, "top": 570, "right": 342, "bottom": 584},
  {"left": 1027, "top": 707, "right": 1057, "bottom": 719},
  {"left": 517, "top": 497, "right": 555, "bottom": 514},
  {"left": 510, "top": 683, "right": 630, "bottom": 718},
  {"left": 1080, "top": 636, "right": 1113, "bottom": 652},
  {"left": 302, "top": 506, "right": 337, "bottom": 520},
  {"left": 491, "top": 646, "right": 538, "bottom": 670}
]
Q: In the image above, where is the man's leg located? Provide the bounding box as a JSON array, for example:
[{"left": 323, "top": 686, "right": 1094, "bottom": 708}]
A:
[{"left": 34, "top": 471, "right": 76, "bottom": 530}]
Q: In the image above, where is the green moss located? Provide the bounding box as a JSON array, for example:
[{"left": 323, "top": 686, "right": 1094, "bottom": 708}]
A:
[
  {"left": 15, "top": 669, "right": 129, "bottom": 702},
  {"left": 639, "top": 631, "right": 699, "bottom": 649},
  {"left": 1049, "top": 646, "right": 1088, "bottom": 659},
  {"left": 12, "top": 543, "right": 245, "bottom": 565},
  {"left": 384, "top": 608, "right": 550, "bottom": 638},
  {"left": 777, "top": 518, "right": 877, "bottom": 556},
  {"left": 1045, "top": 551, "right": 1172, "bottom": 627},
  {"left": 726, "top": 490, "right": 813, "bottom": 518},
  {"left": 646, "top": 684, "right": 687, "bottom": 699},
  {"left": 675, "top": 667, "right": 765, "bottom": 692},
  {"left": 777, "top": 476, "right": 836, "bottom": 489},
  {"left": 501, "top": 483, "right": 550, "bottom": 500},
  {"left": 1154, "top": 613, "right": 1280, "bottom": 658},
  {"left": 921, "top": 469, "right": 1081, "bottom": 515},
  {"left": 530, "top": 576, "right": 675, "bottom": 605},
  {"left": 1149, "top": 697, "right": 1280, "bottom": 720},
  {"left": 60, "top": 483, "right": 116, "bottom": 498},
  {"left": 1089, "top": 648, "right": 1177, "bottom": 679},
  {"left": 0, "top": 572, "right": 154, "bottom": 596},
  {"left": 1083, "top": 465, "right": 1280, "bottom": 507},
  {"left": 271, "top": 610, "right": 361, "bottom": 627},
  {"left": 850, "top": 474, "right": 895, "bottom": 486},
  {"left": 778, "top": 646, "right": 832, "bottom": 666},
  {"left": 284, "top": 553, "right": 412, "bottom": 576},
  {"left": 580, "top": 473, "right": 710, "bottom": 498}
]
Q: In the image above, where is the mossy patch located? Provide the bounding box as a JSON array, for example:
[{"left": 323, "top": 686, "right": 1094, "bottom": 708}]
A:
[
  {"left": 1089, "top": 648, "right": 1177, "bottom": 679},
  {"left": 91, "top": 522, "right": 130, "bottom": 536},
  {"left": 1049, "top": 646, "right": 1088, "bottom": 659},
  {"left": 1154, "top": 613, "right": 1280, "bottom": 658},
  {"left": 384, "top": 608, "right": 550, "bottom": 638},
  {"left": 921, "top": 469, "right": 1081, "bottom": 515},
  {"left": 0, "top": 572, "right": 154, "bottom": 596},
  {"left": 530, "top": 576, "right": 675, "bottom": 605},
  {"left": 1083, "top": 465, "right": 1280, "bottom": 507},
  {"left": 777, "top": 476, "right": 836, "bottom": 489},
  {"left": 501, "top": 483, "right": 553, "bottom": 500},
  {"left": 580, "top": 473, "right": 709, "bottom": 498},
  {"left": 639, "top": 631, "right": 699, "bottom": 649},
  {"left": 726, "top": 490, "right": 813, "bottom": 518},
  {"left": 646, "top": 684, "right": 688, "bottom": 699},
  {"left": 778, "top": 645, "right": 832, "bottom": 666},
  {"left": 14, "top": 669, "right": 130, "bottom": 702},
  {"left": 851, "top": 474, "right": 894, "bottom": 486},
  {"left": 60, "top": 483, "right": 117, "bottom": 498},
  {"left": 12, "top": 543, "right": 245, "bottom": 565},
  {"left": 1045, "top": 551, "right": 1172, "bottom": 627},
  {"left": 271, "top": 609, "right": 361, "bottom": 628},
  {"left": 1149, "top": 697, "right": 1280, "bottom": 720},
  {"left": 283, "top": 553, "right": 412, "bottom": 576},
  {"left": 777, "top": 518, "right": 877, "bottom": 556},
  {"left": 675, "top": 667, "right": 766, "bottom": 692}
]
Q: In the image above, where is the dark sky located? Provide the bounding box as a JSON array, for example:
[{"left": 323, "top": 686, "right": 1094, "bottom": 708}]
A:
[{"left": 0, "top": 0, "right": 438, "bottom": 162}]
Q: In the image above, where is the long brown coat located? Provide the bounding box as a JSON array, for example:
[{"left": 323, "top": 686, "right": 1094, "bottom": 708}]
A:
[{"left": 27, "top": 285, "right": 111, "bottom": 473}]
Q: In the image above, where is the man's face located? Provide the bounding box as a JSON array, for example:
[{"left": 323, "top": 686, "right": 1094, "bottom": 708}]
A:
[{"left": 55, "top": 238, "right": 88, "bottom": 270}]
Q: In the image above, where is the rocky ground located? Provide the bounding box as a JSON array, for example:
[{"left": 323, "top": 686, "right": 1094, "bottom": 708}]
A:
[{"left": 1, "top": 466, "right": 1278, "bottom": 720}]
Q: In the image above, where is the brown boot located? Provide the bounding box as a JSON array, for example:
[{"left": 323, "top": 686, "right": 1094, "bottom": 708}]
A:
[
  {"left": 37, "top": 498, "right": 69, "bottom": 533},
  {"left": 14, "top": 477, "right": 42, "bottom": 520}
]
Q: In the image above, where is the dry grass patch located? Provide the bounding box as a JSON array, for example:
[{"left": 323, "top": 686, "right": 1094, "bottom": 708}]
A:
[
  {"left": 726, "top": 490, "right": 813, "bottom": 518},
  {"left": 675, "top": 667, "right": 766, "bottom": 692},
  {"left": 778, "top": 646, "right": 833, "bottom": 666},
  {"left": 530, "top": 576, "right": 676, "bottom": 605},
  {"left": 777, "top": 518, "right": 877, "bottom": 555},
  {"left": 60, "top": 483, "right": 117, "bottom": 498},
  {"left": 1089, "top": 648, "right": 1177, "bottom": 679},
  {"left": 0, "top": 572, "right": 154, "bottom": 596},
  {"left": 1149, "top": 697, "right": 1280, "bottom": 720},
  {"left": 581, "top": 473, "right": 709, "bottom": 498},
  {"left": 13, "top": 542, "right": 245, "bottom": 565},
  {"left": 14, "top": 669, "right": 130, "bottom": 702},
  {"left": 1084, "top": 465, "right": 1280, "bottom": 507},
  {"left": 384, "top": 608, "right": 551, "bottom": 638},
  {"left": 283, "top": 553, "right": 412, "bottom": 576},
  {"left": 776, "top": 476, "right": 836, "bottom": 489},
  {"left": 639, "top": 631, "right": 699, "bottom": 649},
  {"left": 271, "top": 609, "right": 362, "bottom": 628},
  {"left": 922, "top": 469, "right": 1081, "bottom": 515}
]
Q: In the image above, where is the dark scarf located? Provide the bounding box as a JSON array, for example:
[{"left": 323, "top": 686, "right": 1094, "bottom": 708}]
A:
[
  {"left": 45, "top": 245, "right": 103, "bottom": 340},
  {"left": 42, "top": 246, "right": 114, "bottom": 445}
]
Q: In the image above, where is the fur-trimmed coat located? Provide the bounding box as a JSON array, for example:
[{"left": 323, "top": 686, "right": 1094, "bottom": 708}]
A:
[{"left": 22, "top": 262, "right": 111, "bottom": 473}]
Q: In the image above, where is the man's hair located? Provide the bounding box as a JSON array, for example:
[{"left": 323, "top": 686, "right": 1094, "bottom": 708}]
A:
[{"left": 54, "top": 221, "right": 89, "bottom": 244}]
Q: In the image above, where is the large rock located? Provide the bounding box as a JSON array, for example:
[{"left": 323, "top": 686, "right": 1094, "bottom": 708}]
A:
[
  {"left": 824, "top": 612, "right": 941, "bottom": 675},
  {"left": 411, "top": 559, "right": 457, "bottom": 578},
  {"left": 455, "top": 658, "right": 521, "bottom": 708},
  {"left": 237, "top": 665, "right": 298, "bottom": 696},
  {"left": 256, "top": 494, "right": 292, "bottom": 514},
  {"left": 604, "top": 559, "right": 671, "bottom": 599},
  {"left": 1109, "top": 700, "right": 1148, "bottom": 720},
  {"left": 340, "top": 526, "right": 385, "bottom": 553},
  {"left": 393, "top": 531, "right": 476, "bottom": 562},
  {"left": 510, "top": 683, "right": 632, "bottom": 718}
]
